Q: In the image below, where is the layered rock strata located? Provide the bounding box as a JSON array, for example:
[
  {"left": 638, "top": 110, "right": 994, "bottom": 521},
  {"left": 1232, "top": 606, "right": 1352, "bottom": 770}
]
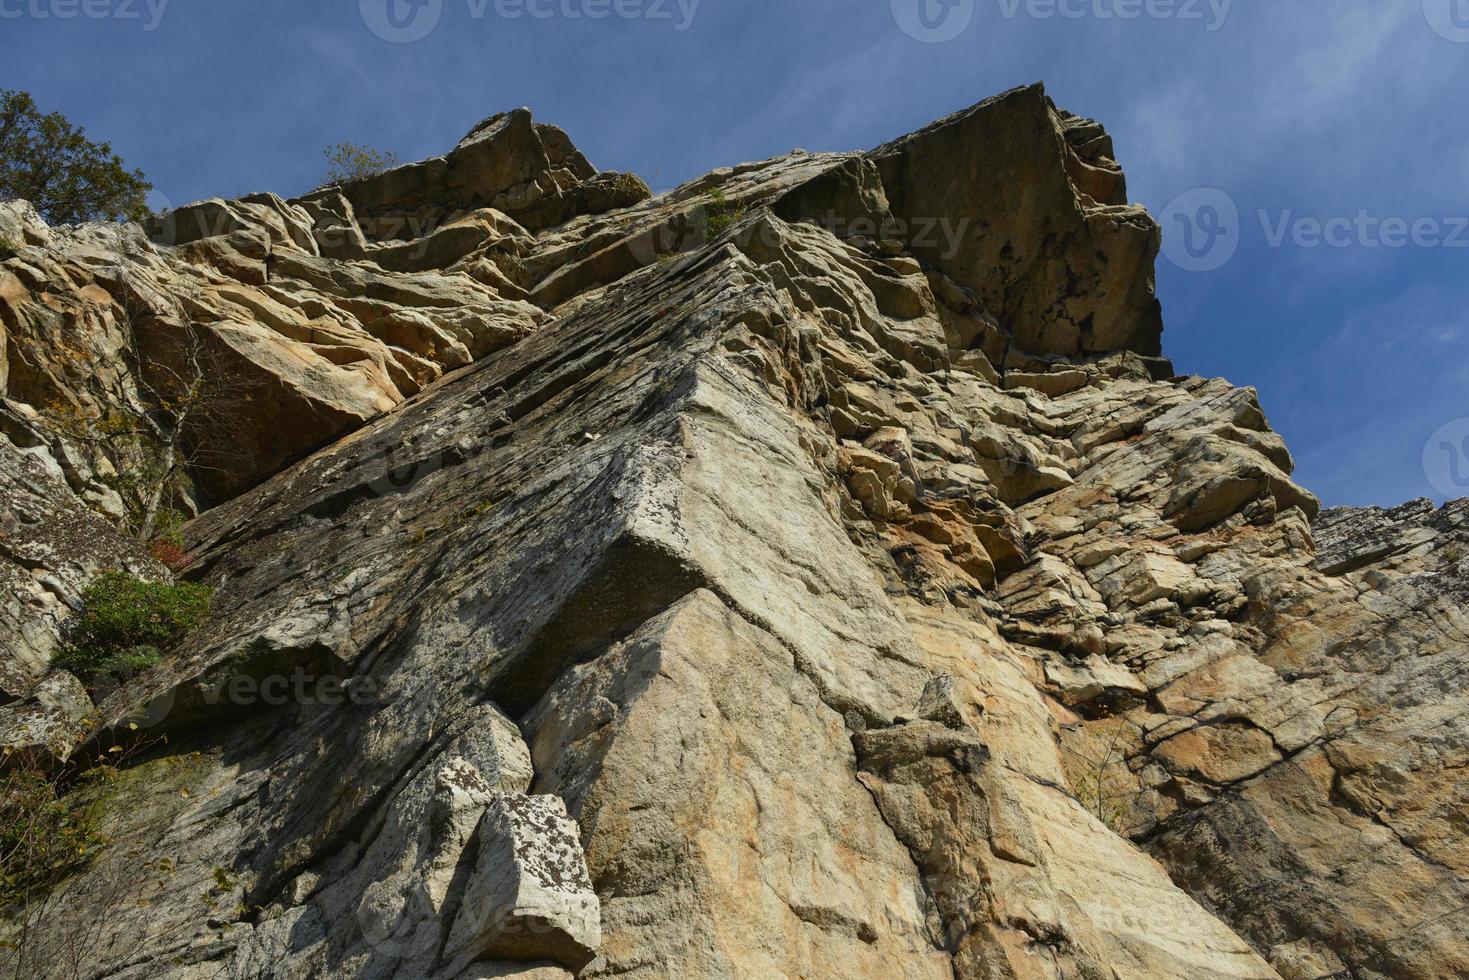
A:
[{"left": 0, "top": 83, "right": 1463, "bottom": 980}]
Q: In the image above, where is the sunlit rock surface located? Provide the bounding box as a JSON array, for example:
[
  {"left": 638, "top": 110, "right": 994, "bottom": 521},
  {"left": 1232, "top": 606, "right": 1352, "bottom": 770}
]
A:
[{"left": 0, "top": 83, "right": 1463, "bottom": 980}]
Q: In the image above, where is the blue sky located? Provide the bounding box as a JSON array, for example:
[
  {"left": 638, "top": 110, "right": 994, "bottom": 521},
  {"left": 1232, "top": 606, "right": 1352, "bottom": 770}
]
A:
[{"left": 4, "top": 0, "right": 1466, "bottom": 507}]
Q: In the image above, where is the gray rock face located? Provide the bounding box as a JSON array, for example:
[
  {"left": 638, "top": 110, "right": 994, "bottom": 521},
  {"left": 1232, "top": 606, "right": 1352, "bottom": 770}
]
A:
[
  {"left": 0, "top": 437, "right": 163, "bottom": 701},
  {"left": 445, "top": 794, "right": 600, "bottom": 971},
  {"left": 0, "top": 670, "right": 92, "bottom": 769},
  {"left": 0, "top": 83, "right": 1464, "bottom": 980},
  {"left": 871, "top": 84, "right": 1163, "bottom": 358}
]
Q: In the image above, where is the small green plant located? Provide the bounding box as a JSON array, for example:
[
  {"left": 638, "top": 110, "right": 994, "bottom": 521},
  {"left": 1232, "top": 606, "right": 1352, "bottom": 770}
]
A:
[
  {"left": 52, "top": 573, "right": 212, "bottom": 681},
  {"left": 150, "top": 509, "right": 188, "bottom": 546},
  {"left": 0, "top": 236, "right": 19, "bottom": 260},
  {"left": 0, "top": 770, "right": 107, "bottom": 908},
  {"left": 1066, "top": 728, "right": 1132, "bottom": 833},
  {"left": 703, "top": 187, "right": 744, "bottom": 240},
  {"left": 460, "top": 499, "right": 495, "bottom": 523},
  {"left": 148, "top": 510, "right": 192, "bottom": 570},
  {"left": 320, "top": 141, "right": 400, "bottom": 187},
  {"left": 149, "top": 540, "right": 191, "bottom": 571}
]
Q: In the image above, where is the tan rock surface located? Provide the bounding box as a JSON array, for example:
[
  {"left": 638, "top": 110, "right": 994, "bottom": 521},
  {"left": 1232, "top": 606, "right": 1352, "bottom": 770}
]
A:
[{"left": 0, "top": 85, "right": 1463, "bottom": 980}]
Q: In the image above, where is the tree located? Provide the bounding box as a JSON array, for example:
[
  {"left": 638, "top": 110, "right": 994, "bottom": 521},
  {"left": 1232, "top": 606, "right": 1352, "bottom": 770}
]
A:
[
  {"left": 27, "top": 272, "right": 255, "bottom": 540},
  {"left": 320, "top": 141, "right": 400, "bottom": 186},
  {"left": 0, "top": 90, "right": 151, "bottom": 225},
  {"left": 1066, "top": 726, "right": 1133, "bottom": 833},
  {"left": 0, "top": 738, "right": 211, "bottom": 980}
]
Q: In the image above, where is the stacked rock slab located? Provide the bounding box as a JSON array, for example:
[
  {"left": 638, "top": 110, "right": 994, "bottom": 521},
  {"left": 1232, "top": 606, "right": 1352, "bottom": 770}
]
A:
[{"left": 0, "top": 83, "right": 1464, "bottom": 979}]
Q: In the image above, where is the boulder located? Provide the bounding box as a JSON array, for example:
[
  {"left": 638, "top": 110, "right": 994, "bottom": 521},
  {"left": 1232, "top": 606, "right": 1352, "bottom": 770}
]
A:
[
  {"left": 0, "top": 671, "right": 92, "bottom": 769},
  {"left": 445, "top": 794, "right": 600, "bottom": 971}
]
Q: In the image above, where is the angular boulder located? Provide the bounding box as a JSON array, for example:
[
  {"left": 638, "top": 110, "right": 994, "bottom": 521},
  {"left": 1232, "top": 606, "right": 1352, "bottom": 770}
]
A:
[{"left": 445, "top": 794, "right": 600, "bottom": 972}]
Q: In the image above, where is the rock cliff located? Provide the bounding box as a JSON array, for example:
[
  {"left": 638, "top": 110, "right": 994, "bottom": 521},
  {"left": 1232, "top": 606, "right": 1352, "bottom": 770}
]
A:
[{"left": 0, "top": 83, "right": 1464, "bottom": 979}]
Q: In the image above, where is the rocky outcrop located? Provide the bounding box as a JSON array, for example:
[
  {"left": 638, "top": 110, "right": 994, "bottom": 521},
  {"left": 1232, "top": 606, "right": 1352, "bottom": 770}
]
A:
[
  {"left": 0, "top": 437, "right": 162, "bottom": 692},
  {"left": 0, "top": 107, "right": 647, "bottom": 505},
  {"left": 870, "top": 84, "right": 1163, "bottom": 358},
  {"left": 0, "top": 83, "right": 1464, "bottom": 980}
]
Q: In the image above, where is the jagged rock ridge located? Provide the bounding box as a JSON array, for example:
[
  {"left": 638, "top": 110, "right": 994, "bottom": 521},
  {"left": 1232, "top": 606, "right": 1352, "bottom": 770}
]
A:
[{"left": 0, "top": 82, "right": 1464, "bottom": 979}]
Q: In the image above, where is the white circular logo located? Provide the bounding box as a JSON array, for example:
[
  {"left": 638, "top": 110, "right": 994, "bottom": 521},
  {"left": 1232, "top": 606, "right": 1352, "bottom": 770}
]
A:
[
  {"left": 1423, "top": 0, "right": 1469, "bottom": 42},
  {"left": 91, "top": 662, "right": 177, "bottom": 729},
  {"left": 1424, "top": 417, "right": 1469, "bottom": 499},
  {"left": 366, "top": 440, "right": 458, "bottom": 499},
  {"left": 624, "top": 209, "right": 708, "bottom": 267},
  {"left": 356, "top": 881, "right": 441, "bottom": 960},
  {"left": 1159, "top": 187, "right": 1240, "bottom": 272},
  {"left": 360, "top": 0, "right": 443, "bottom": 43},
  {"left": 891, "top": 0, "right": 974, "bottom": 43}
]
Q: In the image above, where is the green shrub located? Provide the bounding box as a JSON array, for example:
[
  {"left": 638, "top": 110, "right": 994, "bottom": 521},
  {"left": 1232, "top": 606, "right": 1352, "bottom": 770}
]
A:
[
  {"left": 53, "top": 573, "right": 212, "bottom": 680},
  {"left": 0, "top": 770, "right": 106, "bottom": 907},
  {"left": 320, "top": 141, "right": 400, "bottom": 187},
  {"left": 105, "top": 646, "right": 164, "bottom": 673},
  {"left": 704, "top": 187, "right": 743, "bottom": 239}
]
